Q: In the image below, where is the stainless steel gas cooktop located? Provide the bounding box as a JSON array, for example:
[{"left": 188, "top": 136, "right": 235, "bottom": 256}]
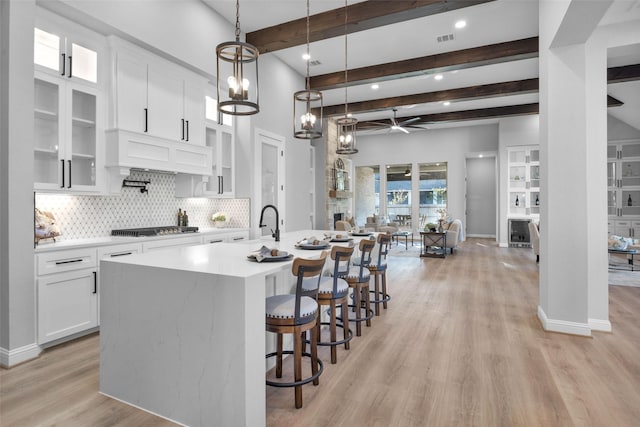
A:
[{"left": 111, "top": 226, "right": 199, "bottom": 237}]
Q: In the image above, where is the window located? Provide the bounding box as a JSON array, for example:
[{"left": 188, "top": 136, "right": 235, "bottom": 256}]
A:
[
  {"left": 419, "top": 162, "right": 447, "bottom": 224},
  {"left": 386, "top": 164, "right": 412, "bottom": 226}
]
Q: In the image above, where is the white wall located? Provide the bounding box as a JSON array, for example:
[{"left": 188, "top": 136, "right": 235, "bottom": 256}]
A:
[{"left": 348, "top": 123, "right": 500, "bottom": 232}]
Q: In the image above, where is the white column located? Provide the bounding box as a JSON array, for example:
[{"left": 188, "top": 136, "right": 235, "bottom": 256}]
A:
[
  {"left": 538, "top": 0, "right": 611, "bottom": 335},
  {"left": 0, "top": 0, "right": 40, "bottom": 367}
]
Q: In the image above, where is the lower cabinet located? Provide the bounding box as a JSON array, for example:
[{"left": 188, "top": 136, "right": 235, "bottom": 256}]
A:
[
  {"left": 36, "top": 231, "right": 248, "bottom": 345},
  {"left": 37, "top": 252, "right": 98, "bottom": 345}
]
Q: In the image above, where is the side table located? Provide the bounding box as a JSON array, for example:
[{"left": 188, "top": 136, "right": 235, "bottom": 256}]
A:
[{"left": 420, "top": 231, "right": 447, "bottom": 258}]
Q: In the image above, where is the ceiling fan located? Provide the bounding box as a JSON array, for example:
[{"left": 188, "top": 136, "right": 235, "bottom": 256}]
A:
[{"left": 367, "top": 108, "right": 424, "bottom": 134}]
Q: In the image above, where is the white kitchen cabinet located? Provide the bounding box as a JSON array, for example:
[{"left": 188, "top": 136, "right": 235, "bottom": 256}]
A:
[
  {"left": 34, "top": 72, "right": 103, "bottom": 192},
  {"left": 175, "top": 122, "right": 235, "bottom": 197},
  {"left": 33, "top": 10, "right": 105, "bottom": 193},
  {"left": 608, "top": 140, "right": 640, "bottom": 223},
  {"left": 507, "top": 146, "right": 540, "bottom": 218},
  {"left": 202, "top": 230, "right": 249, "bottom": 244},
  {"left": 34, "top": 9, "right": 102, "bottom": 85},
  {"left": 36, "top": 248, "right": 98, "bottom": 344},
  {"left": 113, "top": 38, "right": 205, "bottom": 145}
]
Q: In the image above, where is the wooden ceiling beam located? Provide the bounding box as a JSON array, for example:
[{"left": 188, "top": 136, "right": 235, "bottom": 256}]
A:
[
  {"left": 322, "top": 78, "right": 539, "bottom": 116},
  {"left": 246, "top": 0, "right": 496, "bottom": 54},
  {"left": 310, "top": 37, "right": 539, "bottom": 90}
]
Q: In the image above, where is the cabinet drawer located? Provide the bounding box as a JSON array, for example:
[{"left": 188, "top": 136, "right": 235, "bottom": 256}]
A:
[
  {"left": 616, "top": 220, "right": 631, "bottom": 227},
  {"left": 226, "top": 231, "right": 249, "bottom": 242},
  {"left": 97, "top": 243, "right": 142, "bottom": 259},
  {"left": 142, "top": 235, "right": 202, "bottom": 252},
  {"left": 37, "top": 248, "right": 97, "bottom": 276}
]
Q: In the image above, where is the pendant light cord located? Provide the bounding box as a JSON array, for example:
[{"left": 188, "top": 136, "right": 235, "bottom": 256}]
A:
[
  {"left": 343, "top": 0, "right": 348, "bottom": 118},
  {"left": 306, "top": 0, "right": 310, "bottom": 92},
  {"left": 235, "top": 0, "right": 241, "bottom": 42}
]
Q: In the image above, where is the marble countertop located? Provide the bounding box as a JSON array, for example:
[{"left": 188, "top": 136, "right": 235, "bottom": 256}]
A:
[
  {"left": 34, "top": 227, "right": 250, "bottom": 253},
  {"left": 101, "top": 229, "right": 366, "bottom": 279}
]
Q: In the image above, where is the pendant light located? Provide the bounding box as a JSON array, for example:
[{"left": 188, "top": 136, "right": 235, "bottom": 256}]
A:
[
  {"left": 336, "top": 0, "right": 358, "bottom": 155},
  {"left": 216, "top": 0, "right": 259, "bottom": 116},
  {"left": 294, "top": 0, "right": 323, "bottom": 139}
]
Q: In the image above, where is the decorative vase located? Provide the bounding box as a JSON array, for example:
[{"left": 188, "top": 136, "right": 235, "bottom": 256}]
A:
[{"left": 438, "top": 219, "right": 444, "bottom": 233}]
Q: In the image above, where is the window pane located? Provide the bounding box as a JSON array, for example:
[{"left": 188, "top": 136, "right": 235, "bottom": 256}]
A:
[
  {"left": 71, "top": 43, "right": 97, "bottom": 83},
  {"left": 418, "top": 162, "right": 447, "bottom": 226},
  {"left": 386, "top": 164, "right": 412, "bottom": 227},
  {"left": 34, "top": 28, "right": 60, "bottom": 72}
]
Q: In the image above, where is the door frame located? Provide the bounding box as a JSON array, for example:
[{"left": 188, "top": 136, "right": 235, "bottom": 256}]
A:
[
  {"left": 253, "top": 128, "right": 286, "bottom": 239},
  {"left": 464, "top": 151, "right": 498, "bottom": 241}
]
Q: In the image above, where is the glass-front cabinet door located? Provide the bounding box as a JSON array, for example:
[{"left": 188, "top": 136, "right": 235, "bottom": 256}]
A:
[
  {"left": 609, "top": 141, "right": 640, "bottom": 219},
  {"left": 34, "top": 73, "right": 99, "bottom": 191},
  {"left": 507, "top": 146, "right": 539, "bottom": 217},
  {"left": 204, "top": 123, "right": 235, "bottom": 197}
]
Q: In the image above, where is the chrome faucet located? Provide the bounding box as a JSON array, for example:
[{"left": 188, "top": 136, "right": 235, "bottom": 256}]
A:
[{"left": 259, "top": 204, "right": 280, "bottom": 242}]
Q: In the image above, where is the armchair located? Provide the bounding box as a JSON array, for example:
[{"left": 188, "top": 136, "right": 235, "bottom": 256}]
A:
[
  {"left": 444, "top": 219, "right": 462, "bottom": 254},
  {"left": 528, "top": 221, "right": 539, "bottom": 263}
]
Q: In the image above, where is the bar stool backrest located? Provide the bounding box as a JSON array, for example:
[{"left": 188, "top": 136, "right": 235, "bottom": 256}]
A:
[
  {"left": 374, "top": 233, "right": 391, "bottom": 267},
  {"left": 330, "top": 245, "right": 354, "bottom": 294},
  {"left": 291, "top": 251, "right": 328, "bottom": 324},
  {"left": 356, "top": 239, "right": 376, "bottom": 281}
]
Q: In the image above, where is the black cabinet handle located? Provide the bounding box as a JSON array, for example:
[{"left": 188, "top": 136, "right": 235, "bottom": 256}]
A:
[
  {"left": 220, "top": 176, "right": 224, "bottom": 194},
  {"left": 60, "top": 159, "right": 65, "bottom": 188},
  {"left": 144, "top": 108, "right": 148, "bottom": 132},
  {"left": 218, "top": 176, "right": 222, "bottom": 194},
  {"left": 93, "top": 271, "right": 97, "bottom": 294},
  {"left": 208, "top": 239, "right": 224, "bottom": 244},
  {"left": 60, "top": 53, "right": 66, "bottom": 76},
  {"left": 55, "top": 258, "right": 83, "bottom": 265},
  {"left": 110, "top": 252, "right": 133, "bottom": 257},
  {"left": 68, "top": 160, "right": 72, "bottom": 188},
  {"left": 68, "top": 55, "right": 72, "bottom": 78},
  {"left": 185, "top": 120, "right": 189, "bottom": 141},
  {"left": 181, "top": 118, "right": 185, "bottom": 140}
]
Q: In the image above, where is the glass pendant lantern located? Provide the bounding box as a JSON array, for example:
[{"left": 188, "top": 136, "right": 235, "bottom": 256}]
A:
[{"left": 335, "top": 0, "right": 358, "bottom": 155}]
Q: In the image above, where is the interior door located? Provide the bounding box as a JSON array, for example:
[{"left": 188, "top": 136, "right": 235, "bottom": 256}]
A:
[
  {"left": 254, "top": 129, "right": 285, "bottom": 238},
  {"left": 466, "top": 156, "right": 497, "bottom": 238}
]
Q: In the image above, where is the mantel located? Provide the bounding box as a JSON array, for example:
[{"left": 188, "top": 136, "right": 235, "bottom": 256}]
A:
[{"left": 329, "top": 190, "right": 353, "bottom": 199}]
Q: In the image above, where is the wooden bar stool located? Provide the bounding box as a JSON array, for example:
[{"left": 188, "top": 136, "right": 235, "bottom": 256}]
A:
[
  {"left": 305, "top": 245, "right": 354, "bottom": 364},
  {"left": 265, "top": 251, "right": 327, "bottom": 409},
  {"left": 338, "top": 239, "right": 375, "bottom": 336},
  {"left": 367, "top": 233, "right": 391, "bottom": 315}
]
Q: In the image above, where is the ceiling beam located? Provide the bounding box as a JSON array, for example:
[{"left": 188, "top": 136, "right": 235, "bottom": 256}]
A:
[
  {"left": 608, "top": 95, "right": 623, "bottom": 107},
  {"left": 310, "top": 37, "right": 539, "bottom": 90},
  {"left": 323, "top": 78, "right": 539, "bottom": 116},
  {"left": 607, "top": 64, "right": 640, "bottom": 83},
  {"left": 246, "top": 0, "right": 496, "bottom": 54},
  {"left": 356, "top": 103, "right": 540, "bottom": 129}
]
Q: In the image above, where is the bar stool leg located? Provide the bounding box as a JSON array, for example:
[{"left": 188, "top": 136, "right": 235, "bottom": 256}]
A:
[
  {"left": 310, "top": 321, "right": 319, "bottom": 386},
  {"left": 353, "top": 286, "right": 362, "bottom": 336},
  {"left": 276, "top": 333, "right": 283, "bottom": 378},
  {"left": 294, "top": 327, "right": 303, "bottom": 409},
  {"left": 364, "top": 285, "right": 372, "bottom": 327},
  {"left": 330, "top": 299, "right": 337, "bottom": 364},
  {"left": 382, "top": 271, "right": 388, "bottom": 310},
  {"left": 342, "top": 300, "right": 350, "bottom": 350},
  {"left": 373, "top": 273, "right": 380, "bottom": 316}
]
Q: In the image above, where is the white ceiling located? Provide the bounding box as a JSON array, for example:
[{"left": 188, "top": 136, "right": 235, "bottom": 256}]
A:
[{"left": 203, "top": 0, "right": 640, "bottom": 132}]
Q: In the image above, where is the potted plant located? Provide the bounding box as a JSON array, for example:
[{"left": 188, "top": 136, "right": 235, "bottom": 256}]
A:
[{"left": 211, "top": 212, "right": 229, "bottom": 227}]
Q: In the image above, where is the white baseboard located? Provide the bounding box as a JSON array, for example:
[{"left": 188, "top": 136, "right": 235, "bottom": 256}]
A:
[
  {"left": 537, "top": 306, "right": 592, "bottom": 336},
  {"left": 589, "top": 318, "right": 612, "bottom": 332},
  {"left": 0, "top": 343, "right": 41, "bottom": 368},
  {"left": 466, "top": 234, "right": 496, "bottom": 239},
  {"left": 499, "top": 242, "right": 509, "bottom": 248}
]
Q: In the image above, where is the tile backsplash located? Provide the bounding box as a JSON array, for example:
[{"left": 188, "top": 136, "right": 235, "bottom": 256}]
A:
[{"left": 36, "top": 170, "right": 250, "bottom": 241}]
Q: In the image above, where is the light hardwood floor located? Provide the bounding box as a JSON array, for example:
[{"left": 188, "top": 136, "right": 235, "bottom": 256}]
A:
[{"left": 2, "top": 238, "right": 640, "bottom": 426}]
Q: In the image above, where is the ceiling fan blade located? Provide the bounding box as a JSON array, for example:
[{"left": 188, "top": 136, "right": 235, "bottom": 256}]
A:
[
  {"left": 398, "top": 126, "right": 410, "bottom": 134},
  {"left": 399, "top": 117, "right": 421, "bottom": 126}
]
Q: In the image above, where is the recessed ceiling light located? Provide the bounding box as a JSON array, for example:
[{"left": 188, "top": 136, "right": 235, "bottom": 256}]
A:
[
  {"left": 443, "top": 101, "right": 451, "bottom": 106},
  {"left": 434, "top": 74, "right": 443, "bottom": 81},
  {"left": 302, "top": 53, "right": 310, "bottom": 60},
  {"left": 455, "top": 20, "right": 466, "bottom": 29},
  {"left": 371, "top": 84, "right": 379, "bottom": 90},
  {"left": 479, "top": 154, "right": 483, "bottom": 158}
]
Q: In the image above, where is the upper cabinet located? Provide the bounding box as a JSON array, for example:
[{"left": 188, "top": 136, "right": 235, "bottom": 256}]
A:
[
  {"left": 112, "top": 39, "right": 205, "bottom": 146},
  {"left": 608, "top": 140, "right": 640, "bottom": 218},
  {"left": 33, "top": 9, "right": 105, "bottom": 193},
  {"left": 507, "top": 146, "right": 540, "bottom": 218}
]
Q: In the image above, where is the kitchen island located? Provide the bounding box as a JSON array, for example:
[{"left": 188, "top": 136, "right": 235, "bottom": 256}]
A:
[{"left": 99, "top": 230, "right": 347, "bottom": 427}]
